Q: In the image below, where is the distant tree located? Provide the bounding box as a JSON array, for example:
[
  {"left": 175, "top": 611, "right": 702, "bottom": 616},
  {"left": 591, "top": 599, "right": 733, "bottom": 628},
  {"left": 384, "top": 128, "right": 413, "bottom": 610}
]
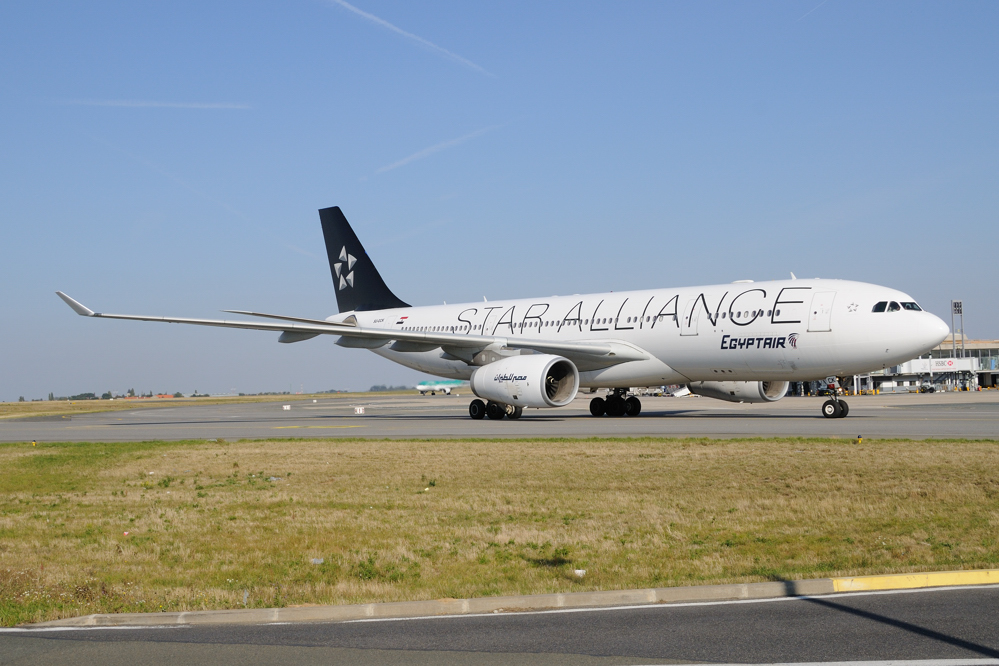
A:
[
  {"left": 173, "top": 392, "right": 183, "bottom": 398},
  {"left": 127, "top": 388, "right": 135, "bottom": 397},
  {"left": 18, "top": 396, "right": 25, "bottom": 402},
  {"left": 101, "top": 392, "right": 112, "bottom": 400},
  {"left": 48, "top": 392, "right": 54, "bottom": 401}
]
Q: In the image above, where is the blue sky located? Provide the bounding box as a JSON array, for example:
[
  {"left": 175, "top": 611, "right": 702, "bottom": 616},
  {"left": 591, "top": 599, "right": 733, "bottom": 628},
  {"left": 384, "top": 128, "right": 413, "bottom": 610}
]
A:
[{"left": 1, "top": 1, "right": 996, "bottom": 400}]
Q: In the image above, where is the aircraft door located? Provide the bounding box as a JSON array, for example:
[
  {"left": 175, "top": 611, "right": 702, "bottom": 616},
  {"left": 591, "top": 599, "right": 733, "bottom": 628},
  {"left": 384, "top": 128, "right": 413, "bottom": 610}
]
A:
[
  {"left": 807, "top": 291, "right": 836, "bottom": 332},
  {"left": 680, "top": 298, "right": 699, "bottom": 336}
]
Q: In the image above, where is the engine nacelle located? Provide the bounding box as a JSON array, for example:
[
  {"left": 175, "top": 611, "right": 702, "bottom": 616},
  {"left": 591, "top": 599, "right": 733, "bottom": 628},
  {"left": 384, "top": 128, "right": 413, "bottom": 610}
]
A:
[
  {"left": 686, "top": 380, "right": 788, "bottom": 404},
  {"left": 470, "top": 354, "right": 579, "bottom": 408}
]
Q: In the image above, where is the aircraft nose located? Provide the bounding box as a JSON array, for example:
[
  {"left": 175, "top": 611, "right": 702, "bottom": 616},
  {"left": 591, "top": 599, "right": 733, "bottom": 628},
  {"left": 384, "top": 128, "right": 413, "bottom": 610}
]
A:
[{"left": 921, "top": 313, "right": 950, "bottom": 350}]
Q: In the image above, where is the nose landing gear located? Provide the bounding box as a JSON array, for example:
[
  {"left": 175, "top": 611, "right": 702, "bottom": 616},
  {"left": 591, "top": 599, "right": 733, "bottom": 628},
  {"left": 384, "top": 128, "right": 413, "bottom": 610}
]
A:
[{"left": 821, "top": 398, "right": 849, "bottom": 418}]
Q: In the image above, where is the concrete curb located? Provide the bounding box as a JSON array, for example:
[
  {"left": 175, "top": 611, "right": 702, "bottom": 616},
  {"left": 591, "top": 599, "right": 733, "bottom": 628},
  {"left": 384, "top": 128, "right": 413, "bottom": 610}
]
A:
[{"left": 28, "top": 569, "right": 998, "bottom": 628}]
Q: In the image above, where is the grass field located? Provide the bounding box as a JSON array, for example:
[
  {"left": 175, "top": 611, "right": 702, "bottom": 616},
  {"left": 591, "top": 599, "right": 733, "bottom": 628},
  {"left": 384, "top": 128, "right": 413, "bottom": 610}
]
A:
[{"left": 1, "top": 436, "right": 998, "bottom": 626}]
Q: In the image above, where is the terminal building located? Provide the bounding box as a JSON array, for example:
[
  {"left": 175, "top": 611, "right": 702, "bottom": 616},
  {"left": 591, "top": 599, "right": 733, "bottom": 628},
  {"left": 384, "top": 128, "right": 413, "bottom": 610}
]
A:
[{"left": 857, "top": 336, "right": 998, "bottom": 393}]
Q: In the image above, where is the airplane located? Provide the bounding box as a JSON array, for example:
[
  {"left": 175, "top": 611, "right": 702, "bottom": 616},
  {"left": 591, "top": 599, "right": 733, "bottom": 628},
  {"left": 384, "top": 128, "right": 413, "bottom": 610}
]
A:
[
  {"left": 416, "top": 379, "right": 468, "bottom": 395},
  {"left": 56, "top": 206, "right": 950, "bottom": 421}
]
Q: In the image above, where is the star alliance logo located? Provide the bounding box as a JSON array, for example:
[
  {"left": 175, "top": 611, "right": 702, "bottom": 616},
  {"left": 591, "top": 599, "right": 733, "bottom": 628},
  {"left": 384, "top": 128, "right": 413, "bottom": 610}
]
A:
[{"left": 333, "top": 246, "right": 356, "bottom": 291}]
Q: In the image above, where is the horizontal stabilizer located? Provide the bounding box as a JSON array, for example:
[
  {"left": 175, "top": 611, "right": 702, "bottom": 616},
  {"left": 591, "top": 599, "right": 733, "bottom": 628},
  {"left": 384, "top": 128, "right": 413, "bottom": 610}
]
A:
[{"left": 223, "top": 310, "right": 352, "bottom": 327}]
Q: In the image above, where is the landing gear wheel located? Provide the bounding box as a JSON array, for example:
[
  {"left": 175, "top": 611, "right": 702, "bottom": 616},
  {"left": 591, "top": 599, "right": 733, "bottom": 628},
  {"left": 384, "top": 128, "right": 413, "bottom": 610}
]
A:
[
  {"left": 507, "top": 406, "right": 523, "bottom": 420},
  {"left": 821, "top": 400, "right": 842, "bottom": 419},
  {"left": 837, "top": 400, "right": 849, "bottom": 418},
  {"left": 625, "top": 396, "right": 642, "bottom": 417},
  {"left": 486, "top": 401, "right": 506, "bottom": 420},
  {"left": 606, "top": 395, "right": 627, "bottom": 417},
  {"left": 589, "top": 397, "right": 606, "bottom": 416},
  {"left": 468, "top": 399, "right": 486, "bottom": 420}
]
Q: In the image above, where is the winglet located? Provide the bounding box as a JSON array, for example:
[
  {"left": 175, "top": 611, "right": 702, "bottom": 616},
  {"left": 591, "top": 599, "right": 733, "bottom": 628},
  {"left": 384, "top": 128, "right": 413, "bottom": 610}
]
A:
[{"left": 56, "top": 292, "right": 95, "bottom": 317}]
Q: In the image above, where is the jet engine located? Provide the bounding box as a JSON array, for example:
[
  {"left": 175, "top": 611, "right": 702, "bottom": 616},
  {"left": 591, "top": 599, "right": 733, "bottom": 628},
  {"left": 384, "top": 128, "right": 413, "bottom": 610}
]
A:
[
  {"left": 470, "top": 354, "right": 579, "bottom": 409},
  {"left": 686, "top": 380, "right": 788, "bottom": 404}
]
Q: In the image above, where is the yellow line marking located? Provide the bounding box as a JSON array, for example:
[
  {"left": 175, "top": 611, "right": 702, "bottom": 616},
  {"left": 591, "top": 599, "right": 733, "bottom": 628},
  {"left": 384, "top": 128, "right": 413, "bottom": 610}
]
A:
[
  {"left": 832, "top": 569, "right": 999, "bottom": 592},
  {"left": 273, "top": 425, "right": 365, "bottom": 429}
]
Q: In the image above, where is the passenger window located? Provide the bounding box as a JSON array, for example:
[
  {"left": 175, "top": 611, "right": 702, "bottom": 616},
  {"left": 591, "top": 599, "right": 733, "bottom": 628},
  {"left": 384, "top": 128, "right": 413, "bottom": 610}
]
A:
[
  {"left": 888, "top": 301, "right": 901, "bottom": 312},
  {"left": 872, "top": 302, "right": 887, "bottom": 313},
  {"left": 902, "top": 302, "right": 922, "bottom": 311}
]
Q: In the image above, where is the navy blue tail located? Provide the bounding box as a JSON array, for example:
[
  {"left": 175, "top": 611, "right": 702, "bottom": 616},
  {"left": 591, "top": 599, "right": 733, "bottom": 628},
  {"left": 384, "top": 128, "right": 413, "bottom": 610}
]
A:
[{"left": 319, "top": 207, "right": 410, "bottom": 313}]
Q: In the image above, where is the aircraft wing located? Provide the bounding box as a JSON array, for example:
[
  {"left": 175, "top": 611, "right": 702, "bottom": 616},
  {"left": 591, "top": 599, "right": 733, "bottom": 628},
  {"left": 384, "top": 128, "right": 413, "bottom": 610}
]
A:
[{"left": 56, "top": 292, "right": 648, "bottom": 369}]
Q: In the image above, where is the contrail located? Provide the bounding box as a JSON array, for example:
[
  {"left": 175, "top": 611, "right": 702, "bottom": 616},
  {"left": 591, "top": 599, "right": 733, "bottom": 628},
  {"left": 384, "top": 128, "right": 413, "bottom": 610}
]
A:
[
  {"left": 62, "top": 99, "right": 251, "bottom": 109},
  {"left": 375, "top": 125, "right": 502, "bottom": 174},
  {"left": 798, "top": 0, "right": 830, "bottom": 21},
  {"left": 329, "top": 0, "right": 493, "bottom": 77}
]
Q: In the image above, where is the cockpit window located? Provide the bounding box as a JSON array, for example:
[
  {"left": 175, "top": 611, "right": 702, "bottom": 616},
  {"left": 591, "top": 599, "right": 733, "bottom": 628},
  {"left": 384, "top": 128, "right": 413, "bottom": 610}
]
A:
[
  {"left": 901, "top": 302, "right": 922, "bottom": 311},
  {"left": 872, "top": 301, "right": 887, "bottom": 313},
  {"left": 887, "top": 301, "right": 901, "bottom": 312}
]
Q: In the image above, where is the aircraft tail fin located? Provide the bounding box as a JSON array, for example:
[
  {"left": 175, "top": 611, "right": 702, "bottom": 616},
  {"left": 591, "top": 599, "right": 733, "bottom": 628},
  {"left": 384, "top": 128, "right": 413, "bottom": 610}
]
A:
[{"left": 319, "top": 207, "right": 410, "bottom": 313}]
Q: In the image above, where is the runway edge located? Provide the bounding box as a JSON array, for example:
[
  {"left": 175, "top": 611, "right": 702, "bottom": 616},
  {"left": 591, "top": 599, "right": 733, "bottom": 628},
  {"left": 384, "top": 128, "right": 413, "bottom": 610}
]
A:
[{"left": 25, "top": 568, "right": 999, "bottom": 628}]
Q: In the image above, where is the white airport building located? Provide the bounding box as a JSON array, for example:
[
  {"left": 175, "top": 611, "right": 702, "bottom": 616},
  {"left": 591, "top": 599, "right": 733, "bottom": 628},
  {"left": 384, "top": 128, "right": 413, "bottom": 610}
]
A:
[{"left": 861, "top": 336, "right": 998, "bottom": 393}]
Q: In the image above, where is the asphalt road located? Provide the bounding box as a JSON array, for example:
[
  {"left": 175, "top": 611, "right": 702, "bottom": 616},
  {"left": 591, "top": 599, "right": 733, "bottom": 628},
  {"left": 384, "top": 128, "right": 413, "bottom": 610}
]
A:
[
  {"left": 2, "top": 391, "right": 997, "bottom": 442},
  {"left": 3, "top": 586, "right": 999, "bottom": 665}
]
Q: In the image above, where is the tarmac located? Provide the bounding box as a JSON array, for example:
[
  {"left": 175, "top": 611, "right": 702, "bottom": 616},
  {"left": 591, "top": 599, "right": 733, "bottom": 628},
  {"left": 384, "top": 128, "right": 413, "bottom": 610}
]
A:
[{"left": 1, "top": 390, "right": 997, "bottom": 442}]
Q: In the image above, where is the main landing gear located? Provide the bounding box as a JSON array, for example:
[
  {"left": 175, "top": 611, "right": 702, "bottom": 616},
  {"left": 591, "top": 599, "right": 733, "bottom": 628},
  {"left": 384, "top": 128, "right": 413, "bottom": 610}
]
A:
[
  {"left": 821, "top": 398, "right": 850, "bottom": 419},
  {"left": 589, "top": 389, "right": 641, "bottom": 417},
  {"left": 469, "top": 399, "right": 523, "bottom": 421}
]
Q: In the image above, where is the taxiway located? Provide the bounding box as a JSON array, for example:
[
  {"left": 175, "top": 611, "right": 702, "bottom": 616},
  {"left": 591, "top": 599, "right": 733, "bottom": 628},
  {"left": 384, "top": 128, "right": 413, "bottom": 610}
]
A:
[{"left": 1, "top": 391, "right": 996, "bottom": 442}]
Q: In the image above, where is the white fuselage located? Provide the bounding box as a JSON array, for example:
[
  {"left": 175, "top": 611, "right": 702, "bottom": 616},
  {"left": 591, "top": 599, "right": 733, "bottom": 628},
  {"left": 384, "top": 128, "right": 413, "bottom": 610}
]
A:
[{"left": 331, "top": 278, "right": 949, "bottom": 388}]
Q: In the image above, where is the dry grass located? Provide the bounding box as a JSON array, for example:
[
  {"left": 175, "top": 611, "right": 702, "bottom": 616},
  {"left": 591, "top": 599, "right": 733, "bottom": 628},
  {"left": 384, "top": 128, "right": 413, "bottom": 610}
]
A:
[{"left": 2, "top": 436, "right": 998, "bottom": 626}]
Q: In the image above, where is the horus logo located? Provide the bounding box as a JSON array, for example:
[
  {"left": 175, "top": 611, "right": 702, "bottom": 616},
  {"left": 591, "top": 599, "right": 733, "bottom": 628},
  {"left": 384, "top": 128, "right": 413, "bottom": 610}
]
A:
[
  {"left": 788, "top": 333, "right": 799, "bottom": 349},
  {"left": 333, "top": 247, "right": 356, "bottom": 291}
]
